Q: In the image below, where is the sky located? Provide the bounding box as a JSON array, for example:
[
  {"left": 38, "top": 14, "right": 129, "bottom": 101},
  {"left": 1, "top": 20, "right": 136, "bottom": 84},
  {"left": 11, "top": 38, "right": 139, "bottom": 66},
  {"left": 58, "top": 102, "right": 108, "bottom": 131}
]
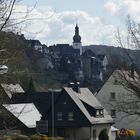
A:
[{"left": 12, "top": 0, "right": 140, "bottom": 46}]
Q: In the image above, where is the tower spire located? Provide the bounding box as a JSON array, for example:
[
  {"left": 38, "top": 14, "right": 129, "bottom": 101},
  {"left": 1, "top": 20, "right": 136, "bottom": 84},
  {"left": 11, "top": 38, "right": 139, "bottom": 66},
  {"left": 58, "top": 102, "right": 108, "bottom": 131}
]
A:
[
  {"left": 73, "top": 24, "right": 81, "bottom": 43},
  {"left": 72, "top": 24, "right": 82, "bottom": 55}
]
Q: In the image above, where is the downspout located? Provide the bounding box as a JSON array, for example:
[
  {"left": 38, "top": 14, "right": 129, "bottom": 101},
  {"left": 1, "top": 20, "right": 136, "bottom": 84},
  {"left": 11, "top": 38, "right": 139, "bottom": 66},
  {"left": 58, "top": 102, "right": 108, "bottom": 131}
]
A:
[{"left": 90, "top": 126, "right": 91, "bottom": 140}]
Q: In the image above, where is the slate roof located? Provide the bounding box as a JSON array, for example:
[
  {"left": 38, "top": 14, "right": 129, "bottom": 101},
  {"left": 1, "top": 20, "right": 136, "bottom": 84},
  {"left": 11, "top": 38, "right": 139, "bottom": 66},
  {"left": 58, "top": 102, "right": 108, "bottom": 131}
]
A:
[
  {"left": 97, "top": 54, "right": 106, "bottom": 61},
  {"left": 95, "top": 70, "right": 140, "bottom": 97},
  {"left": 1, "top": 84, "right": 24, "bottom": 99},
  {"left": 3, "top": 103, "right": 41, "bottom": 128},
  {"left": 82, "top": 50, "right": 106, "bottom": 63},
  {"left": 82, "top": 50, "right": 97, "bottom": 58},
  {"left": 64, "top": 87, "right": 114, "bottom": 124},
  {"left": 49, "top": 44, "right": 80, "bottom": 57}
]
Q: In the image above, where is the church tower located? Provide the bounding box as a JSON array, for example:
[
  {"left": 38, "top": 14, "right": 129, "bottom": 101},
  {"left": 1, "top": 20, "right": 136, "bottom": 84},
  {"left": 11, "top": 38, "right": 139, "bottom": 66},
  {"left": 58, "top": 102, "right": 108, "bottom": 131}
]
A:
[{"left": 73, "top": 24, "right": 82, "bottom": 55}]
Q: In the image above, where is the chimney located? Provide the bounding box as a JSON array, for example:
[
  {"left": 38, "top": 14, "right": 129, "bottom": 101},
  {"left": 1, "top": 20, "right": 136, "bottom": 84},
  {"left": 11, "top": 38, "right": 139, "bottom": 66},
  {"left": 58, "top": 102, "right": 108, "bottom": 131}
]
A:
[
  {"left": 73, "top": 82, "right": 80, "bottom": 93},
  {"left": 68, "top": 82, "right": 74, "bottom": 88}
]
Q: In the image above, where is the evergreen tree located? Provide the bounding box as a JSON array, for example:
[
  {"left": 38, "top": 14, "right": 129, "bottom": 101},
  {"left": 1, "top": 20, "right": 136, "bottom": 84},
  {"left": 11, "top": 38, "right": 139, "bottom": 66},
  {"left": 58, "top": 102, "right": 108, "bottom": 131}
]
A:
[
  {"left": 99, "top": 129, "right": 109, "bottom": 140},
  {"left": 28, "top": 77, "right": 35, "bottom": 93}
]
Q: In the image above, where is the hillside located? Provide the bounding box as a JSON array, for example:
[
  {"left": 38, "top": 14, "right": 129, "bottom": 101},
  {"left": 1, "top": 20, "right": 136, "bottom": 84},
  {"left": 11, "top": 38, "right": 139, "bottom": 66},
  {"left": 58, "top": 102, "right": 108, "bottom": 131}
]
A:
[
  {"left": 84, "top": 45, "right": 140, "bottom": 68},
  {"left": 1, "top": 32, "right": 140, "bottom": 92},
  {"left": 0, "top": 32, "right": 68, "bottom": 91}
]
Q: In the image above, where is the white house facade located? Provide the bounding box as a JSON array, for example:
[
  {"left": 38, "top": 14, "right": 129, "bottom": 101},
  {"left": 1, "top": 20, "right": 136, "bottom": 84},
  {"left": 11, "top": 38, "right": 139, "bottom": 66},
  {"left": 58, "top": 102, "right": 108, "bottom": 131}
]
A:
[{"left": 96, "top": 70, "right": 140, "bottom": 135}]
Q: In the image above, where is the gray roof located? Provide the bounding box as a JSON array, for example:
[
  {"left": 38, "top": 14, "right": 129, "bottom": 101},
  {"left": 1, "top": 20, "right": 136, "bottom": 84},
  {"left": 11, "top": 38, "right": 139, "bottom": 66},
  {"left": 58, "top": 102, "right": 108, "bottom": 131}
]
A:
[
  {"left": 1, "top": 84, "right": 24, "bottom": 99},
  {"left": 64, "top": 87, "right": 113, "bottom": 125},
  {"left": 3, "top": 103, "right": 41, "bottom": 128}
]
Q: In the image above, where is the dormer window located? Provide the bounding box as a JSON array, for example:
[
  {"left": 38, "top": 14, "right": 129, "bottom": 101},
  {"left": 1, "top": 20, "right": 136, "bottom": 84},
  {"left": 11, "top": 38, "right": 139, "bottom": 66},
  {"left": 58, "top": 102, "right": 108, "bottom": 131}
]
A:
[
  {"left": 100, "top": 110, "right": 104, "bottom": 115},
  {"left": 96, "top": 110, "right": 100, "bottom": 116},
  {"left": 96, "top": 109, "right": 104, "bottom": 117}
]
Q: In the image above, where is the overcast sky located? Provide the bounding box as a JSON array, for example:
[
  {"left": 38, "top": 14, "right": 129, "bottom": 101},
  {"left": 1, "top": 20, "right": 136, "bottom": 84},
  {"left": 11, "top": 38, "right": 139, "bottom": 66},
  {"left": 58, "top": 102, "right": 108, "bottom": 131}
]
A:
[{"left": 13, "top": 0, "right": 140, "bottom": 46}]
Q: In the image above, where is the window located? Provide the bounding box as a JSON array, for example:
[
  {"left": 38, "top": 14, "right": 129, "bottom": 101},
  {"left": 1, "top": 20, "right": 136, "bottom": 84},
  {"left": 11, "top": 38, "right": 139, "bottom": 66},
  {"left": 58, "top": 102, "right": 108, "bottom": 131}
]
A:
[
  {"left": 96, "top": 110, "right": 100, "bottom": 116},
  {"left": 100, "top": 110, "right": 104, "bottom": 116},
  {"left": 96, "top": 109, "right": 104, "bottom": 117},
  {"left": 57, "top": 112, "right": 62, "bottom": 120},
  {"left": 111, "top": 110, "right": 116, "bottom": 118},
  {"left": 110, "top": 92, "right": 116, "bottom": 100},
  {"left": 68, "top": 112, "right": 74, "bottom": 121},
  {"left": 114, "top": 79, "right": 118, "bottom": 85},
  {"left": 93, "top": 129, "right": 96, "bottom": 139}
]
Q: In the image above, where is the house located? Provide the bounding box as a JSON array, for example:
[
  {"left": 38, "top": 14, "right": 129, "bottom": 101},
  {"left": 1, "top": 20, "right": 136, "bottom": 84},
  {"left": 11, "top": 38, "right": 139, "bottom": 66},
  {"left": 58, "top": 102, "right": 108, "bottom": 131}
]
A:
[
  {"left": 0, "top": 103, "right": 41, "bottom": 135},
  {"left": 42, "top": 44, "right": 49, "bottom": 54},
  {"left": 49, "top": 43, "right": 83, "bottom": 76},
  {"left": 1, "top": 84, "right": 24, "bottom": 100},
  {"left": 27, "top": 39, "right": 49, "bottom": 54},
  {"left": 96, "top": 70, "right": 140, "bottom": 135},
  {"left": 82, "top": 50, "right": 96, "bottom": 79},
  {"left": 58, "top": 84, "right": 113, "bottom": 140},
  {"left": 23, "top": 83, "right": 113, "bottom": 140},
  {"left": 0, "top": 84, "right": 24, "bottom": 104},
  {"left": 3, "top": 103, "right": 41, "bottom": 129},
  {"left": 82, "top": 50, "right": 108, "bottom": 81},
  {"left": 48, "top": 25, "right": 83, "bottom": 73},
  {"left": 97, "top": 54, "right": 108, "bottom": 72},
  {"left": 7, "top": 82, "right": 114, "bottom": 139},
  {"left": 10, "top": 83, "right": 114, "bottom": 139},
  {"left": 28, "top": 40, "right": 43, "bottom": 52},
  {"left": 0, "top": 83, "right": 41, "bottom": 134},
  {"left": 49, "top": 44, "right": 80, "bottom": 58}
]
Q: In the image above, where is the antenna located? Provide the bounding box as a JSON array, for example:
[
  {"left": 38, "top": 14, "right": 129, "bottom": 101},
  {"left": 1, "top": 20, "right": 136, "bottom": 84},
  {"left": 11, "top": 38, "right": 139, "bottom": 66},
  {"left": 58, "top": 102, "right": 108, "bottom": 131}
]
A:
[{"left": 76, "top": 18, "right": 79, "bottom": 25}]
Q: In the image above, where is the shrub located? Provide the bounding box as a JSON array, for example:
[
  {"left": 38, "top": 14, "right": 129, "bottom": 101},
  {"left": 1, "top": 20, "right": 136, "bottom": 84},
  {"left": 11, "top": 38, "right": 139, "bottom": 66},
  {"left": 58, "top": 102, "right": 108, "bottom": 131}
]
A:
[{"left": 99, "top": 129, "right": 109, "bottom": 140}]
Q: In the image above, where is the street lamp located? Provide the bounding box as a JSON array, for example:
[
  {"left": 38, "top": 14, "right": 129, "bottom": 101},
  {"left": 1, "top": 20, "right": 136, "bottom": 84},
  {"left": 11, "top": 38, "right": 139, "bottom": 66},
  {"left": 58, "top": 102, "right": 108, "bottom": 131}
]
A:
[
  {"left": 48, "top": 89, "right": 61, "bottom": 138},
  {"left": 48, "top": 89, "right": 55, "bottom": 138},
  {"left": 52, "top": 90, "right": 54, "bottom": 138}
]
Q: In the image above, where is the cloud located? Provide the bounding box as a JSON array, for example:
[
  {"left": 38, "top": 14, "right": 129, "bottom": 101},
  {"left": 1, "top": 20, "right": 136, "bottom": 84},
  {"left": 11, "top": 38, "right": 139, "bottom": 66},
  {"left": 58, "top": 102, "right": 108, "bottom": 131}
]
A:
[
  {"left": 104, "top": 0, "right": 140, "bottom": 22},
  {"left": 10, "top": 5, "right": 117, "bottom": 46},
  {"left": 104, "top": 1, "right": 119, "bottom": 15}
]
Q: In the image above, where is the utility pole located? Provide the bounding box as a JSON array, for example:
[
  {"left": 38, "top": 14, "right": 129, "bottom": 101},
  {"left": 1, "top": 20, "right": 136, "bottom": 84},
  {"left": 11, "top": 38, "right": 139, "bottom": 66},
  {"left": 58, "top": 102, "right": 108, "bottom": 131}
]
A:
[
  {"left": 51, "top": 89, "right": 54, "bottom": 138},
  {"left": 49, "top": 89, "right": 61, "bottom": 138}
]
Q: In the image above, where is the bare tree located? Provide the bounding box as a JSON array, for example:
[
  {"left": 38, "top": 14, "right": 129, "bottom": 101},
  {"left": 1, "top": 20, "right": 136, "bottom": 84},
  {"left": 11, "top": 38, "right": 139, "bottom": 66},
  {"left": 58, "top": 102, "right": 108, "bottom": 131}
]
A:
[
  {"left": 0, "top": 0, "right": 17, "bottom": 32},
  {"left": 114, "top": 16, "right": 140, "bottom": 115}
]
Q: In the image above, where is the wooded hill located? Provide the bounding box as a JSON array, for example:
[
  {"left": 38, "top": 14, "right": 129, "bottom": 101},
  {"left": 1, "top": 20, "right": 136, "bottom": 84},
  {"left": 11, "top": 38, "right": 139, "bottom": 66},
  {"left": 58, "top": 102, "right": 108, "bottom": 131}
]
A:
[
  {"left": 0, "top": 32, "right": 139, "bottom": 92},
  {"left": 84, "top": 45, "right": 140, "bottom": 69}
]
